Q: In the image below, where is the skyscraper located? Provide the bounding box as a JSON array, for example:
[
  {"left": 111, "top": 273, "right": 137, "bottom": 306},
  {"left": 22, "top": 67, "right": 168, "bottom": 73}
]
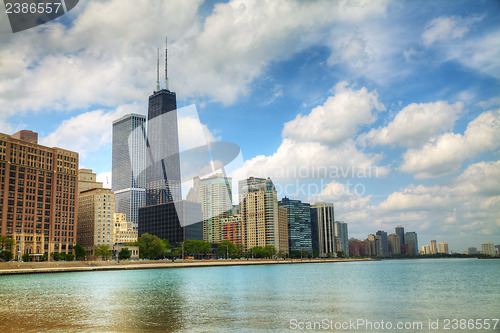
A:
[
  {"left": 437, "top": 241, "right": 449, "bottom": 254},
  {"left": 405, "top": 231, "right": 418, "bottom": 256},
  {"left": 334, "top": 220, "right": 349, "bottom": 256},
  {"left": 388, "top": 233, "right": 401, "bottom": 256},
  {"left": 0, "top": 131, "right": 78, "bottom": 260},
  {"left": 395, "top": 225, "right": 405, "bottom": 254},
  {"left": 112, "top": 114, "right": 146, "bottom": 230},
  {"left": 240, "top": 177, "right": 287, "bottom": 253},
  {"left": 375, "top": 230, "right": 389, "bottom": 257},
  {"left": 430, "top": 239, "right": 437, "bottom": 254},
  {"left": 481, "top": 242, "right": 495, "bottom": 256},
  {"left": 310, "top": 202, "right": 335, "bottom": 257},
  {"left": 278, "top": 197, "right": 312, "bottom": 253}
]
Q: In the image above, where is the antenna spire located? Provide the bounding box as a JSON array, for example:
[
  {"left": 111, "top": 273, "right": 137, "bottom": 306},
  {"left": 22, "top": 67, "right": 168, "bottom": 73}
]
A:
[
  {"left": 156, "top": 48, "right": 160, "bottom": 92},
  {"left": 165, "top": 36, "right": 169, "bottom": 90}
]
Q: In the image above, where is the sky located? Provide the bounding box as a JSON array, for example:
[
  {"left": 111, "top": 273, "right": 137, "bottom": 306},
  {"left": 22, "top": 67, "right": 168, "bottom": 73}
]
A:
[{"left": 0, "top": 0, "right": 499, "bottom": 252}]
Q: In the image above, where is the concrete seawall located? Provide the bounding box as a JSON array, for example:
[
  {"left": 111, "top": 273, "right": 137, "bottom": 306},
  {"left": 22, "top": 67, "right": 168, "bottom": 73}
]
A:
[{"left": 0, "top": 258, "right": 375, "bottom": 276}]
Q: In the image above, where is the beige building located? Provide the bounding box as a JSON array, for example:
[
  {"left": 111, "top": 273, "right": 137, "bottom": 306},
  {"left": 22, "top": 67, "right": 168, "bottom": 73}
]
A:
[
  {"left": 430, "top": 240, "right": 437, "bottom": 254},
  {"left": 481, "top": 242, "right": 495, "bottom": 256},
  {"left": 77, "top": 188, "right": 116, "bottom": 255},
  {"left": 437, "top": 241, "right": 449, "bottom": 254},
  {"left": 0, "top": 130, "right": 78, "bottom": 260},
  {"left": 240, "top": 177, "right": 288, "bottom": 254},
  {"left": 114, "top": 213, "right": 137, "bottom": 244},
  {"left": 388, "top": 233, "right": 401, "bottom": 255},
  {"left": 78, "top": 169, "right": 103, "bottom": 193}
]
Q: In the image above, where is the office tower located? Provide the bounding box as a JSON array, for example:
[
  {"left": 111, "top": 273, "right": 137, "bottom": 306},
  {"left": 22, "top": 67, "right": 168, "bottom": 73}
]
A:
[
  {"left": 112, "top": 114, "right": 146, "bottom": 230},
  {"left": 430, "top": 240, "right": 437, "bottom": 254},
  {"left": 0, "top": 130, "right": 78, "bottom": 260},
  {"left": 77, "top": 188, "right": 116, "bottom": 255},
  {"left": 240, "top": 177, "right": 287, "bottom": 253},
  {"left": 238, "top": 177, "right": 266, "bottom": 203},
  {"left": 437, "top": 241, "right": 449, "bottom": 254},
  {"left": 138, "top": 39, "right": 203, "bottom": 245},
  {"left": 222, "top": 215, "right": 242, "bottom": 244},
  {"left": 388, "top": 233, "right": 401, "bottom": 256},
  {"left": 310, "top": 202, "right": 335, "bottom": 257},
  {"left": 395, "top": 225, "right": 405, "bottom": 254},
  {"left": 375, "top": 230, "right": 389, "bottom": 257},
  {"left": 113, "top": 213, "right": 138, "bottom": 244},
  {"left": 467, "top": 247, "right": 477, "bottom": 255},
  {"left": 481, "top": 242, "right": 495, "bottom": 256},
  {"left": 191, "top": 174, "right": 232, "bottom": 244},
  {"left": 405, "top": 231, "right": 418, "bottom": 255},
  {"left": 334, "top": 221, "right": 349, "bottom": 256},
  {"left": 365, "top": 234, "right": 376, "bottom": 256},
  {"left": 278, "top": 206, "right": 289, "bottom": 254},
  {"left": 278, "top": 197, "right": 312, "bottom": 253}
]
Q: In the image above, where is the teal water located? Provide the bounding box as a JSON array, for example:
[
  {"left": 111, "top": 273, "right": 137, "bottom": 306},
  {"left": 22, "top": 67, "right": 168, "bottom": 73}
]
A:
[{"left": 0, "top": 259, "right": 499, "bottom": 332}]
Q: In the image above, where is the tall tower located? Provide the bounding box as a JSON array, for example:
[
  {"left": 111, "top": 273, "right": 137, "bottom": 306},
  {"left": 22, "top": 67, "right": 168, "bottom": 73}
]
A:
[
  {"left": 145, "top": 37, "right": 181, "bottom": 205},
  {"left": 310, "top": 202, "right": 335, "bottom": 257},
  {"left": 395, "top": 225, "right": 405, "bottom": 254},
  {"left": 112, "top": 114, "right": 146, "bottom": 230}
]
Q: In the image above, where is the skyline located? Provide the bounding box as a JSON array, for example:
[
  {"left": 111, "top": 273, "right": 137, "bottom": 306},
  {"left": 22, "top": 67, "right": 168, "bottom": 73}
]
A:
[{"left": 0, "top": 0, "right": 499, "bottom": 252}]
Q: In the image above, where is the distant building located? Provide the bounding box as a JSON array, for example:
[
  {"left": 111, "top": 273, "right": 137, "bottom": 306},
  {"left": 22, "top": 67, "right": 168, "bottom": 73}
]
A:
[
  {"left": 334, "top": 221, "right": 349, "bottom": 256},
  {"left": 114, "top": 243, "right": 139, "bottom": 259},
  {"left": 405, "top": 232, "right": 418, "bottom": 256},
  {"left": 365, "top": 234, "right": 376, "bottom": 256},
  {"left": 430, "top": 240, "right": 437, "bottom": 254},
  {"left": 238, "top": 176, "right": 266, "bottom": 204},
  {"left": 310, "top": 202, "right": 335, "bottom": 257},
  {"left": 481, "top": 242, "right": 495, "bottom": 256},
  {"left": 113, "top": 213, "right": 138, "bottom": 244},
  {"left": 78, "top": 169, "right": 103, "bottom": 193},
  {"left": 77, "top": 188, "right": 116, "bottom": 256},
  {"left": 279, "top": 197, "right": 312, "bottom": 253},
  {"left": 395, "top": 225, "right": 405, "bottom": 254},
  {"left": 422, "top": 245, "right": 431, "bottom": 254},
  {"left": 239, "top": 178, "right": 288, "bottom": 253},
  {"left": 0, "top": 130, "right": 78, "bottom": 260},
  {"left": 467, "top": 247, "right": 477, "bottom": 255},
  {"left": 388, "top": 233, "right": 401, "bottom": 256},
  {"left": 112, "top": 114, "right": 147, "bottom": 230},
  {"left": 375, "top": 230, "right": 389, "bottom": 257},
  {"left": 349, "top": 238, "right": 369, "bottom": 257},
  {"left": 437, "top": 242, "right": 449, "bottom": 254}
]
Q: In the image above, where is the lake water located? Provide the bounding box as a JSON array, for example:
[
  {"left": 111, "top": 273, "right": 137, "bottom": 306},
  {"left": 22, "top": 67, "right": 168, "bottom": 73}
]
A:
[{"left": 0, "top": 259, "right": 499, "bottom": 332}]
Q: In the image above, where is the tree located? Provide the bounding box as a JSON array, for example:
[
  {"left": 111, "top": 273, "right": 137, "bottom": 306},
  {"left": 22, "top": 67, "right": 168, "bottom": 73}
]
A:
[
  {"left": 66, "top": 254, "right": 75, "bottom": 261},
  {"left": 0, "top": 235, "right": 15, "bottom": 252},
  {"left": 22, "top": 253, "right": 30, "bottom": 262},
  {"left": 94, "top": 245, "right": 113, "bottom": 260},
  {"left": 118, "top": 247, "right": 132, "bottom": 260},
  {"left": 263, "top": 245, "right": 277, "bottom": 258},
  {"left": 136, "top": 233, "right": 166, "bottom": 259},
  {"left": 183, "top": 240, "right": 211, "bottom": 257},
  {"left": 217, "top": 240, "right": 238, "bottom": 258},
  {"left": 73, "top": 244, "right": 86, "bottom": 260},
  {"left": 0, "top": 251, "right": 13, "bottom": 261},
  {"left": 337, "top": 251, "right": 346, "bottom": 258}
]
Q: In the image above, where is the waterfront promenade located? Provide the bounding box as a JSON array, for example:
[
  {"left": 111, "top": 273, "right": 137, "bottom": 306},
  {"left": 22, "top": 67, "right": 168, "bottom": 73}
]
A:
[{"left": 0, "top": 258, "right": 373, "bottom": 276}]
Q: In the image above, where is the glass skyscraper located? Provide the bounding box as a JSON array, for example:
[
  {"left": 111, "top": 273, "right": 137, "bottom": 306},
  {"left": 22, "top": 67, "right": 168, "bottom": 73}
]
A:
[
  {"left": 279, "top": 197, "right": 312, "bottom": 253},
  {"left": 112, "top": 113, "right": 146, "bottom": 231},
  {"left": 310, "top": 202, "right": 335, "bottom": 257}
]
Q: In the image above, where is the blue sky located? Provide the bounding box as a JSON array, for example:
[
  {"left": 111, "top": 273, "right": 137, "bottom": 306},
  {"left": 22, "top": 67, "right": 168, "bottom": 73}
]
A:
[{"left": 0, "top": 0, "right": 499, "bottom": 251}]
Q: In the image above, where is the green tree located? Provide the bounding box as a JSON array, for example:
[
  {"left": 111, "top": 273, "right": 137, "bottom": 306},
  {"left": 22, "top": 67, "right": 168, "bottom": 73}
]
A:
[
  {"left": 65, "top": 253, "right": 75, "bottom": 261},
  {"left": 183, "top": 239, "right": 212, "bottom": 257},
  {"left": 94, "top": 245, "right": 113, "bottom": 260},
  {"left": 0, "top": 235, "right": 15, "bottom": 252},
  {"left": 73, "top": 244, "right": 86, "bottom": 260},
  {"left": 263, "top": 245, "right": 277, "bottom": 258},
  {"left": 118, "top": 248, "right": 132, "bottom": 260},
  {"left": 337, "top": 251, "right": 346, "bottom": 258},
  {"left": 136, "top": 233, "right": 166, "bottom": 259},
  {"left": 217, "top": 240, "right": 238, "bottom": 258},
  {"left": 0, "top": 251, "right": 14, "bottom": 261},
  {"left": 22, "top": 253, "right": 30, "bottom": 262}
]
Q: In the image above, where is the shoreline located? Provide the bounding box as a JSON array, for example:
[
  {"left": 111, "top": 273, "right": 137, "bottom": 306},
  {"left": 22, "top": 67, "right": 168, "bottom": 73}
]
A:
[{"left": 0, "top": 258, "right": 375, "bottom": 276}]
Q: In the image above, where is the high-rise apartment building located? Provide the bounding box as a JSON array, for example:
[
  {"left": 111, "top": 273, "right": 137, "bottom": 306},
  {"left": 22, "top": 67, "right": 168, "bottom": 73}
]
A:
[
  {"left": 422, "top": 245, "right": 430, "bottom": 254},
  {"left": 310, "top": 202, "right": 335, "bottom": 257},
  {"left": 437, "top": 241, "right": 449, "bottom": 254},
  {"left": 240, "top": 177, "right": 288, "bottom": 253},
  {"left": 481, "top": 242, "right": 495, "bottom": 256},
  {"left": 221, "top": 215, "right": 242, "bottom": 244},
  {"left": 375, "top": 230, "right": 389, "bottom": 257},
  {"left": 430, "top": 240, "right": 437, "bottom": 254},
  {"left": 278, "top": 197, "right": 312, "bottom": 253},
  {"left": 334, "top": 220, "right": 349, "bottom": 256},
  {"left": 405, "top": 231, "right": 418, "bottom": 256},
  {"left": 190, "top": 174, "right": 232, "bottom": 244},
  {"left": 0, "top": 131, "right": 78, "bottom": 260},
  {"left": 388, "top": 233, "right": 401, "bottom": 256},
  {"left": 112, "top": 113, "right": 146, "bottom": 230},
  {"left": 77, "top": 188, "right": 116, "bottom": 255},
  {"left": 238, "top": 177, "right": 266, "bottom": 203}
]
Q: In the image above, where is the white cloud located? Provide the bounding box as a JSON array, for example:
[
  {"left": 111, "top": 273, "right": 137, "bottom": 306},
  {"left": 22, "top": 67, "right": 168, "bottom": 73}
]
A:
[
  {"left": 362, "top": 101, "right": 463, "bottom": 147},
  {"left": 96, "top": 171, "right": 112, "bottom": 189},
  {"left": 283, "top": 82, "right": 385, "bottom": 145},
  {"left": 422, "top": 15, "right": 483, "bottom": 46},
  {"left": 400, "top": 109, "right": 500, "bottom": 178},
  {"left": 40, "top": 103, "right": 144, "bottom": 157}
]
